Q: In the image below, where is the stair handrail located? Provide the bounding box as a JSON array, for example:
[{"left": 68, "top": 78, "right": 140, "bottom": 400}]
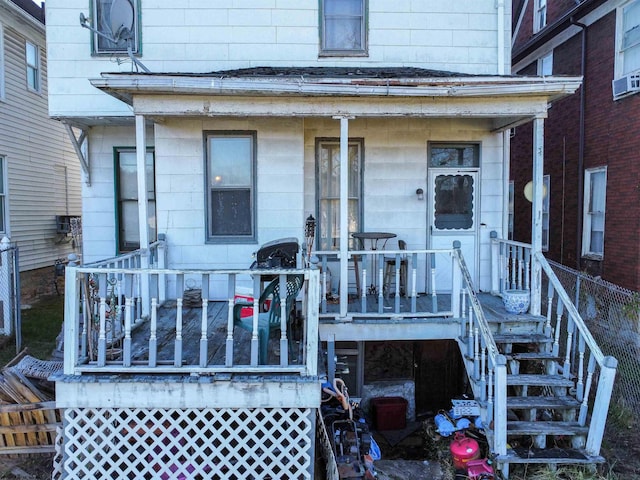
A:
[
  {"left": 452, "top": 246, "right": 501, "bottom": 363},
  {"left": 452, "top": 243, "right": 508, "bottom": 461},
  {"left": 535, "top": 251, "right": 617, "bottom": 456},
  {"left": 535, "top": 252, "right": 604, "bottom": 364}
]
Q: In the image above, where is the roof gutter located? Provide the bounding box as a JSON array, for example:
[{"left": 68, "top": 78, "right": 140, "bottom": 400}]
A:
[{"left": 90, "top": 75, "right": 583, "bottom": 105}]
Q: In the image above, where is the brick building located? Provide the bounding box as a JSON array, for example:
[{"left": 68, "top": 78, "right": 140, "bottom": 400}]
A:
[{"left": 511, "top": 0, "right": 640, "bottom": 291}]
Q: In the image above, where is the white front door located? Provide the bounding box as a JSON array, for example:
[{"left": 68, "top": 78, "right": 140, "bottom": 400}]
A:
[{"left": 428, "top": 169, "right": 479, "bottom": 290}]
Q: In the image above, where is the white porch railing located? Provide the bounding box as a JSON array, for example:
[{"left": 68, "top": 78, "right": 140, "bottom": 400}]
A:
[
  {"left": 490, "top": 236, "right": 617, "bottom": 458},
  {"left": 314, "top": 248, "right": 448, "bottom": 319},
  {"left": 63, "top": 245, "right": 320, "bottom": 376}
]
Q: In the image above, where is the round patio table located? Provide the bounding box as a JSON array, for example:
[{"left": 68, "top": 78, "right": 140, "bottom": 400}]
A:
[{"left": 351, "top": 232, "right": 397, "bottom": 295}]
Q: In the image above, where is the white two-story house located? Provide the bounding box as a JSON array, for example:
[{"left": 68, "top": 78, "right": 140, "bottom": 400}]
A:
[{"left": 46, "top": 1, "right": 616, "bottom": 478}]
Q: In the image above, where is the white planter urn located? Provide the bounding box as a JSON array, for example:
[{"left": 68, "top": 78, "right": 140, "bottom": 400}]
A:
[{"left": 502, "top": 289, "right": 530, "bottom": 314}]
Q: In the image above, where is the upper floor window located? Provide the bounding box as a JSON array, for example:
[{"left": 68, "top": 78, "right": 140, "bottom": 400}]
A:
[
  {"left": 582, "top": 167, "right": 607, "bottom": 259},
  {"left": 316, "top": 138, "right": 363, "bottom": 250},
  {"left": 26, "top": 42, "right": 40, "bottom": 92},
  {"left": 320, "top": 0, "right": 367, "bottom": 56},
  {"left": 0, "top": 157, "right": 6, "bottom": 234},
  {"left": 534, "top": 0, "right": 547, "bottom": 33},
  {"left": 92, "top": 0, "right": 140, "bottom": 55},
  {"left": 618, "top": 0, "right": 640, "bottom": 76},
  {"left": 538, "top": 51, "right": 553, "bottom": 76},
  {"left": 205, "top": 132, "right": 256, "bottom": 242}
]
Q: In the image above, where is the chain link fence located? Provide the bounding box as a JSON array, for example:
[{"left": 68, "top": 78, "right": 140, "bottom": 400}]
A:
[
  {"left": 0, "top": 240, "right": 21, "bottom": 352},
  {"left": 549, "top": 260, "right": 640, "bottom": 418}
]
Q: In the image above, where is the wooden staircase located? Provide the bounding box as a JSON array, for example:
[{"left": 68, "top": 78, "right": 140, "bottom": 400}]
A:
[{"left": 472, "top": 294, "right": 605, "bottom": 472}]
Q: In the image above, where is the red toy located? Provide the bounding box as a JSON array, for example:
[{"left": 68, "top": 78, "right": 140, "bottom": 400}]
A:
[{"left": 466, "top": 458, "right": 495, "bottom": 480}]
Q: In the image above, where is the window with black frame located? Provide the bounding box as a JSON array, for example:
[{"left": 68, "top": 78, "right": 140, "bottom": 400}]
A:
[
  {"left": 115, "top": 148, "right": 156, "bottom": 252},
  {"left": 316, "top": 138, "right": 363, "bottom": 250},
  {"left": 205, "top": 132, "right": 256, "bottom": 242}
]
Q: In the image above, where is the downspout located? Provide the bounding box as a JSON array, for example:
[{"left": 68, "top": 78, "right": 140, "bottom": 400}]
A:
[{"left": 571, "top": 18, "right": 587, "bottom": 271}]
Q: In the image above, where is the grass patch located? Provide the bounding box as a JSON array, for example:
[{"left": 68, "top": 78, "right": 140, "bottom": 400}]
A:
[
  {"left": 0, "top": 295, "right": 63, "bottom": 366},
  {"left": 509, "top": 464, "right": 621, "bottom": 480}
]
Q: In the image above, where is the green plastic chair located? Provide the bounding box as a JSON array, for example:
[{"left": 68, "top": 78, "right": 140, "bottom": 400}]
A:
[{"left": 233, "top": 274, "right": 304, "bottom": 364}]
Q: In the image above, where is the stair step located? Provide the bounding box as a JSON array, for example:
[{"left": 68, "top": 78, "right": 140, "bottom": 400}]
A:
[
  {"left": 494, "top": 333, "right": 552, "bottom": 344},
  {"left": 506, "top": 352, "right": 561, "bottom": 361},
  {"left": 507, "top": 421, "right": 588, "bottom": 436},
  {"left": 497, "top": 447, "right": 604, "bottom": 465},
  {"left": 507, "top": 374, "right": 574, "bottom": 387},
  {"left": 486, "top": 314, "right": 547, "bottom": 324},
  {"left": 507, "top": 396, "right": 581, "bottom": 410}
]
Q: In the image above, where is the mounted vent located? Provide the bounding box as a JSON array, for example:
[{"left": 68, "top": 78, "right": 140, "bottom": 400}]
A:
[{"left": 612, "top": 72, "right": 640, "bottom": 98}]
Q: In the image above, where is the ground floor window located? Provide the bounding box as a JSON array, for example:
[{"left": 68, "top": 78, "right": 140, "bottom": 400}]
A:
[
  {"left": 115, "top": 148, "right": 156, "bottom": 252},
  {"left": 582, "top": 166, "right": 607, "bottom": 258},
  {"left": 316, "top": 138, "right": 363, "bottom": 250},
  {"left": 542, "top": 174, "right": 550, "bottom": 251},
  {"left": 205, "top": 131, "right": 256, "bottom": 242}
]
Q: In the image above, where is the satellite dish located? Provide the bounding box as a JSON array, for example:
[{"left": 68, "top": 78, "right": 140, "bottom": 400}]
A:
[{"left": 110, "top": 0, "right": 135, "bottom": 43}]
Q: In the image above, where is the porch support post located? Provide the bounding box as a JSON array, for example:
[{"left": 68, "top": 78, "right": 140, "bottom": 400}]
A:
[
  {"left": 530, "top": 117, "right": 544, "bottom": 316},
  {"left": 135, "top": 114, "right": 151, "bottom": 318},
  {"left": 336, "top": 116, "right": 352, "bottom": 319}
]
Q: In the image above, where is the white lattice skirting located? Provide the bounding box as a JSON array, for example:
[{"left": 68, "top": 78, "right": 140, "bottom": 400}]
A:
[{"left": 59, "top": 407, "right": 315, "bottom": 479}]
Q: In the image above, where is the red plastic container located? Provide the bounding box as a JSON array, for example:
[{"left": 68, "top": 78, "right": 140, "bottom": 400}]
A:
[
  {"left": 370, "top": 397, "right": 407, "bottom": 431},
  {"left": 450, "top": 432, "right": 480, "bottom": 470}
]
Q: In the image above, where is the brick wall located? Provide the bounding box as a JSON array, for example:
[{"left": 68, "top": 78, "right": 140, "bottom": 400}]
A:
[{"left": 511, "top": 10, "right": 640, "bottom": 292}]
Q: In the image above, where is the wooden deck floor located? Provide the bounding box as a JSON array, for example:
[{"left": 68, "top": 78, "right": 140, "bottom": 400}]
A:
[{"left": 128, "top": 292, "right": 518, "bottom": 366}]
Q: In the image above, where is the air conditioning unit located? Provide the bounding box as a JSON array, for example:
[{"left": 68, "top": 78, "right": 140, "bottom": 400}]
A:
[{"left": 612, "top": 72, "right": 640, "bottom": 98}]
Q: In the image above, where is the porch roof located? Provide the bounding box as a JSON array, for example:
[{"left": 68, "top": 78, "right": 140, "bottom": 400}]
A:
[{"left": 89, "top": 67, "right": 581, "bottom": 131}]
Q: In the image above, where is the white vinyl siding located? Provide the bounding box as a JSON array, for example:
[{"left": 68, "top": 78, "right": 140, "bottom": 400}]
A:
[
  {"left": 0, "top": 156, "right": 6, "bottom": 234},
  {"left": 0, "top": 11, "right": 82, "bottom": 270},
  {"left": 0, "top": 23, "right": 5, "bottom": 101},
  {"left": 48, "top": 3, "right": 508, "bottom": 117},
  {"left": 582, "top": 167, "right": 607, "bottom": 258}
]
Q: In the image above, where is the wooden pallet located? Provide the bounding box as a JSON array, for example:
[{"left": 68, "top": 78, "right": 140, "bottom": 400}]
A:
[
  {"left": 0, "top": 351, "right": 63, "bottom": 454},
  {"left": 0, "top": 400, "right": 62, "bottom": 454}
]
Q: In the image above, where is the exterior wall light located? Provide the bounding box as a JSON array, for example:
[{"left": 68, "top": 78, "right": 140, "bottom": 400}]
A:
[{"left": 416, "top": 188, "right": 424, "bottom": 200}]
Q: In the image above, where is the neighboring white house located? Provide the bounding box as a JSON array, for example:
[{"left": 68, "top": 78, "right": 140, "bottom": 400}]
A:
[
  {"left": 44, "top": 2, "right": 617, "bottom": 479},
  {"left": 0, "top": 0, "right": 81, "bottom": 308}
]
